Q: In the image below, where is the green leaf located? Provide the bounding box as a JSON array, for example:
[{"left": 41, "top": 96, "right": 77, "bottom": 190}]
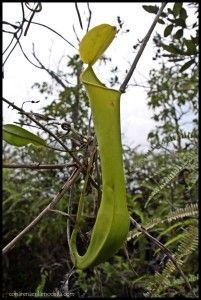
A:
[
  {"left": 164, "top": 232, "right": 186, "bottom": 247},
  {"left": 180, "top": 7, "right": 187, "bottom": 20},
  {"left": 142, "top": 5, "right": 159, "bottom": 14},
  {"left": 180, "top": 59, "right": 195, "bottom": 72},
  {"left": 192, "top": 22, "right": 198, "bottom": 29},
  {"left": 162, "top": 43, "right": 184, "bottom": 55},
  {"left": 174, "top": 29, "right": 183, "bottom": 39},
  {"left": 35, "top": 272, "right": 48, "bottom": 295},
  {"left": 3, "top": 124, "right": 47, "bottom": 147},
  {"left": 167, "top": 8, "right": 173, "bottom": 15},
  {"left": 190, "top": 35, "right": 198, "bottom": 45},
  {"left": 158, "top": 18, "right": 165, "bottom": 25},
  {"left": 173, "top": 2, "right": 183, "bottom": 16},
  {"left": 143, "top": 5, "right": 167, "bottom": 17},
  {"left": 164, "top": 24, "right": 173, "bottom": 37},
  {"left": 158, "top": 222, "right": 182, "bottom": 239},
  {"left": 175, "top": 18, "right": 186, "bottom": 28},
  {"left": 184, "top": 38, "right": 197, "bottom": 55},
  {"left": 79, "top": 24, "right": 117, "bottom": 65}
]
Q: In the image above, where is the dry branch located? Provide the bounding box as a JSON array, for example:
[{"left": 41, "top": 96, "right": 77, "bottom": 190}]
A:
[
  {"left": 120, "top": 2, "right": 167, "bottom": 93},
  {"left": 2, "top": 167, "right": 82, "bottom": 254}
]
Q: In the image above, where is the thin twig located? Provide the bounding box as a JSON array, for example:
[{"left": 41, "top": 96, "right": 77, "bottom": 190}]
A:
[
  {"left": 3, "top": 29, "right": 23, "bottom": 66},
  {"left": 119, "top": 2, "right": 167, "bottom": 93},
  {"left": 26, "top": 20, "right": 77, "bottom": 49},
  {"left": 25, "top": 2, "right": 42, "bottom": 13},
  {"left": 72, "top": 24, "right": 80, "bottom": 43},
  {"left": 129, "top": 216, "right": 195, "bottom": 297},
  {"left": 86, "top": 3, "right": 92, "bottom": 32},
  {"left": 21, "top": 2, "right": 25, "bottom": 20},
  {"left": 2, "top": 3, "right": 26, "bottom": 67},
  {"left": 123, "top": 243, "right": 138, "bottom": 276},
  {"left": 67, "top": 186, "right": 73, "bottom": 250},
  {"left": 75, "top": 3, "right": 83, "bottom": 30},
  {"left": 2, "top": 21, "right": 20, "bottom": 30},
  {"left": 2, "top": 97, "right": 81, "bottom": 167},
  {"left": 3, "top": 34, "right": 15, "bottom": 55},
  {"left": 3, "top": 97, "right": 99, "bottom": 192},
  {"left": 24, "top": 3, "right": 41, "bottom": 36},
  {"left": 16, "top": 38, "right": 42, "bottom": 69},
  {"left": 32, "top": 44, "right": 67, "bottom": 88},
  {"left": 94, "top": 268, "right": 103, "bottom": 297},
  {"left": 2, "top": 167, "right": 82, "bottom": 254},
  {"left": 49, "top": 209, "right": 75, "bottom": 222},
  {"left": 3, "top": 163, "right": 76, "bottom": 170}
]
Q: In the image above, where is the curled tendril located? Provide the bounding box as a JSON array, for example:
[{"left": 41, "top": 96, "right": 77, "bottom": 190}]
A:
[{"left": 25, "top": 2, "right": 42, "bottom": 13}]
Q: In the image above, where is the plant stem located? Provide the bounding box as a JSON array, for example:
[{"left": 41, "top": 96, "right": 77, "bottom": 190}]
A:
[
  {"left": 130, "top": 216, "right": 195, "bottom": 297},
  {"left": 3, "top": 163, "right": 76, "bottom": 170},
  {"left": 2, "top": 167, "right": 82, "bottom": 254},
  {"left": 120, "top": 2, "right": 167, "bottom": 93},
  {"left": 2, "top": 96, "right": 81, "bottom": 167}
]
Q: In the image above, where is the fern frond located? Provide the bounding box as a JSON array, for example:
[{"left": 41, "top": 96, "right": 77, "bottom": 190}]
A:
[
  {"left": 127, "top": 203, "right": 198, "bottom": 241},
  {"left": 177, "top": 226, "right": 198, "bottom": 257},
  {"left": 145, "top": 164, "right": 186, "bottom": 207},
  {"left": 145, "top": 149, "right": 198, "bottom": 207},
  {"left": 165, "top": 273, "right": 198, "bottom": 287},
  {"left": 145, "top": 225, "right": 198, "bottom": 297},
  {"left": 166, "top": 203, "right": 198, "bottom": 223}
]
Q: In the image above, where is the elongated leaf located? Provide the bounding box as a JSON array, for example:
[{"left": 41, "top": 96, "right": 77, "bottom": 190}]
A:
[
  {"left": 180, "top": 59, "right": 195, "bottom": 72},
  {"left": 158, "top": 18, "right": 165, "bottom": 25},
  {"left": 174, "top": 29, "right": 183, "bottom": 39},
  {"left": 173, "top": 2, "right": 182, "bottom": 16},
  {"left": 175, "top": 18, "right": 186, "bottom": 28},
  {"left": 180, "top": 7, "right": 187, "bottom": 20},
  {"left": 162, "top": 43, "right": 184, "bottom": 55},
  {"left": 79, "top": 24, "right": 116, "bottom": 65},
  {"left": 142, "top": 5, "right": 167, "bottom": 17},
  {"left": 164, "top": 24, "right": 173, "bottom": 37},
  {"left": 3, "top": 124, "right": 46, "bottom": 147},
  {"left": 164, "top": 233, "right": 186, "bottom": 248},
  {"left": 158, "top": 222, "right": 182, "bottom": 239},
  {"left": 184, "top": 38, "right": 197, "bottom": 55},
  {"left": 142, "top": 5, "right": 159, "bottom": 14},
  {"left": 167, "top": 8, "right": 174, "bottom": 15}
]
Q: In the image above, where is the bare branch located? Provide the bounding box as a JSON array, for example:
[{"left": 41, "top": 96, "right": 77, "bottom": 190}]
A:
[
  {"left": 27, "top": 20, "right": 77, "bottom": 49},
  {"left": 32, "top": 44, "right": 67, "bottom": 88},
  {"left": 3, "top": 34, "right": 15, "bottom": 55},
  {"left": 3, "top": 28, "right": 23, "bottom": 66},
  {"left": 2, "top": 167, "right": 82, "bottom": 254},
  {"left": 24, "top": 2, "right": 42, "bottom": 13},
  {"left": 3, "top": 3, "right": 26, "bottom": 67},
  {"left": 72, "top": 24, "right": 80, "bottom": 43},
  {"left": 75, "top": 3, "right": 83, "bottom": 30},
  {"left": 123, "top": 243, "right": 138, "bottom": 276},
  {"left": 21, "top": 2, "right": 25, "bottom": 20},
  {"left": 24, "top": 3, "right": 42, "bottom": 36},
  {"left": 2, "top": 21, "right": 19, "bottom": 30},
  {"left": 120, "top": 2, "right": 167, "bottom": 93},
  {"left": 3, "top": 96, "right": 101, "bottom": 194},
  {"left": 2, "top": 2, "right": 77, "bottom": 72},
  {"left": 2, "top": 97, "right": 82, "bottom": 167},
  {"left": 129, "top": 216, "right": 195, "bottom": 297},
  {"left": 49, "top": 209, "right": 75, "bottom": 222},
  {"left": 16, "top": 38, "right": 42, "bottom": 69},
  {"left": 3, "top": 163, "right": 76, "bottom": 170},
  {"left": 86, "top": 3, "right": 92, "bottom": 32}
]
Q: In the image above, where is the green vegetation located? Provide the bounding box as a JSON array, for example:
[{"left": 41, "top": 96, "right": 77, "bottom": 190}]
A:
[{"left": 3, "top": 3, "right": 198, "bottom": 298}]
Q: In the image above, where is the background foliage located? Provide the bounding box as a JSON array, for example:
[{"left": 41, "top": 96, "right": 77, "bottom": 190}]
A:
[{"left": 3, "top": 2, "right": 198, "bottom": 298}]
